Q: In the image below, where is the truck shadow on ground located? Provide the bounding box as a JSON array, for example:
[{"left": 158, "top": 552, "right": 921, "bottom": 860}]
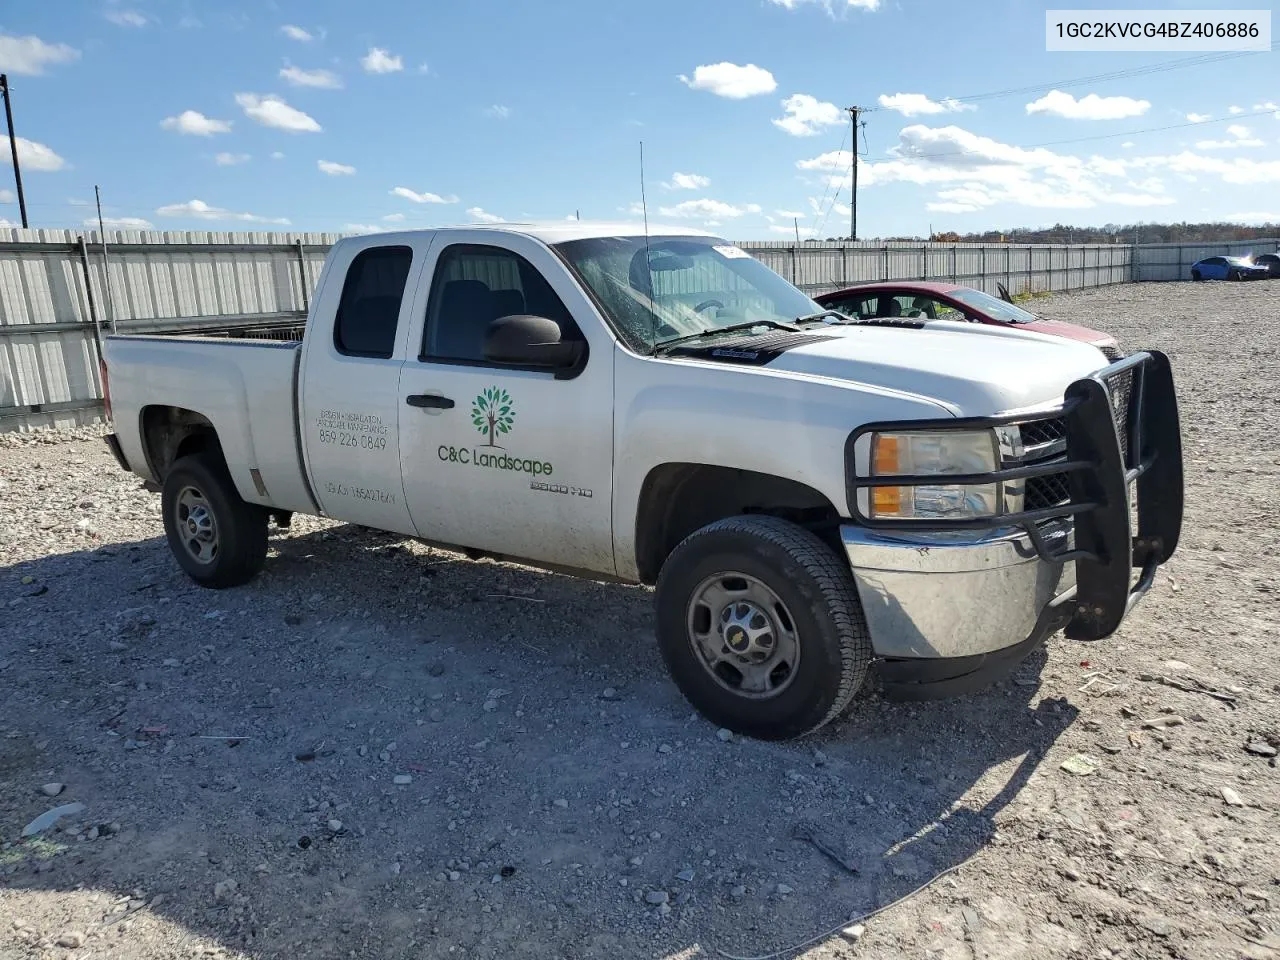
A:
[{"left": 1, "top": 523, "right": 1074, "bottom": 960}]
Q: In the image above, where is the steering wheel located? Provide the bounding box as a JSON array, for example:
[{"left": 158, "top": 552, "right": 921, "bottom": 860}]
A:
[{"left": 693, "top": 299, "right": 725, "bottom": 314}]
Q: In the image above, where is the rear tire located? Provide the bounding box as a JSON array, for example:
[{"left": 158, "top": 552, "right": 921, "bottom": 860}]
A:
[
  {"left": 654, "top": 515, "right": 871, "bottom": 741},
  {"left": 161, "top": 452, "right": 268, "bottom": 588}
]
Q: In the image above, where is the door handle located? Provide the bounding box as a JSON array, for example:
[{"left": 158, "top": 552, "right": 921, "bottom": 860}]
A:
[{"left": 406, "top": 394, "right": 455, "bottom": 409}]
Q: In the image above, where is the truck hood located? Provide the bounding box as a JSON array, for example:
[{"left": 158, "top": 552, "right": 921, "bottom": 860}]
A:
[{"left": 766, "top": 320, "right": 1109, "bottom": 416}]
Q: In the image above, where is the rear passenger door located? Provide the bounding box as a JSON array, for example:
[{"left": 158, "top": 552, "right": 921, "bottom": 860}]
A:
[{"left": 299, "top": 237, "right": 433, "bottom": 535}]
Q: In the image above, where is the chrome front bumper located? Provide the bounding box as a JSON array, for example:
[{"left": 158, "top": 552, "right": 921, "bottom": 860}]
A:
[{"left": 841, "top": 522, "right": 1077, "bottom": 662}]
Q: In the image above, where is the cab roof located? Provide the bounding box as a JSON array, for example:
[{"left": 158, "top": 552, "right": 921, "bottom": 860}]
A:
[{"left": 342, "top": 221, "right": 720, "bottom": 245}]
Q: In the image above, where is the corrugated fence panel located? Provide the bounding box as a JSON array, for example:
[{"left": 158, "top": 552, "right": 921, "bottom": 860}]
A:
[
  {"left": 0, "top": 228, "right": 1259, "bottom": 431},
  {"left": 1134, "top": 239, "right": 1280, "bottom": 281}
]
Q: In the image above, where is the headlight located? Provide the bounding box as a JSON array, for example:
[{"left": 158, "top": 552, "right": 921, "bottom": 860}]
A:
[{"left": 868, "top": 430, "right": 1001, "bottom": 520}]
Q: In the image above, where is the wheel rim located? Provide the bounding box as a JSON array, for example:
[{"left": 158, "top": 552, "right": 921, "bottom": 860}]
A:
[
  {"left": 685, "top": 572, "right": 801, "bottom": 699},
  {"left": 174, "top": 485, "right": 219, "bottom": 565}
]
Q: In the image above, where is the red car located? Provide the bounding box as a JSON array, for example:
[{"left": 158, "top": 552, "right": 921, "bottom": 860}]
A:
[{"left": 813, "top": 281, "right": 1122, "bottom": 361}]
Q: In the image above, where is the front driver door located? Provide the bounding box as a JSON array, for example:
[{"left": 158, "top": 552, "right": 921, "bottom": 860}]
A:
[{"left": 396, "top": 233, "right": 616, "bottom": 574}]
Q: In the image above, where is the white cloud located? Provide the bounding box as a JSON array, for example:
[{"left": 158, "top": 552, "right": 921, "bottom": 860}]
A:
[
  {"left": 658, "top": 199, "right": 759, "bottom": 219},
  {"left": 678, "top": 62, "right": 776, "bottom": 99},
  {"left": 1195, "top": 125, "right": 1264, "bottom": 149},
  {"left": 775, "top": 209, "right": 807, "bottom": 218},
  {"left": 769, "top": 224, "right": 817, "bottom": 236},
  {"left": 361, "top": 47, "right": 403, "bottom": 74},
  {"left": 382, "top": 213, "right": 406, "bottom": 222},
  {"left": 877, "top": 93, "right": 974, "bottom": 117},
  {"left": 798, "top": 124, "right": 1182, "bottom": 213},
  {"left": 1223, "top": 211, "right": 1280, "bottom": 223},
  {"left": 281, "top": 25, "right": 313, "bottom": 41},
  {"left": 317, "top": 159, "right": 356, "bottom": 176},
  {"left": 768, "top": 0, "right": 881, "bottom": 11},
  {"left": 467, "top": 207, "right": 504, "bottom": 223},
  {"left": 1253, "top": 101, "right": 1280, "bottom": 119},
  {"left": 105, "top": 9, "right": 147, "bottom": 27},
  {"left": 0, "top": 32, "right": 80, "bottom": 75},
  {"left": 85, "top": 216, "right": 153, "bottom": 229},
  {"left": 161, "top": 110, "right": 231, "bottom": 136},
  {"left": 391, "top": 186, "right": 458, "bottom": 204},
  {"left": 1121, "top": 141, "right": 1135, "bottom": 148},
  {"left": 0, "top": 188, "right": 12, "bottom": 202},
  {"left": 344, "top": 223, "right": 387, "bottom": 234},
  {"left": 15, "top": 137, "right": 66, "bottom": 172},
  {"left": 663, "top": 172, "right": 711, "bottom": 190},
  {"left": 1228, "top": 105, "right": 1244, "bottom": 115},
  {"left": 1185, "top": 112, "right": 1212, "bottom": 123},
  {"left": 0, "top": 218, "right": 21, "bottom": 228},
  {"left": 214, "top": 152, "right": 250, "bottom": 166},
  {"left": 280, "top": 65, "right": 341, "bottom": 89},
  {"left": 485, "top": 104, "right": 511, "bottom": 119},
  {"left": 156, "top": 199, "right": 290, "bottom": 224},
  {"left": 1025, "top": 90, "right": 1149, "bottom": 120},
  {"left": 235, "top": 93, "right": 321, "bottom": 133},
  {"left": 773, "top": 94, "right": 843, "bottom": 136},
  {"left": 270, "top": 151, "right": 285, "bottom": 160}
]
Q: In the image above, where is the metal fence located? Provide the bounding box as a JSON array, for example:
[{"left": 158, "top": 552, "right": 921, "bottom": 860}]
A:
[
  {"left": 744, "top": 240, "right": 1133, "bottom": 297},
  {"left": 1133, "top": 238, "right": 1280, "bottom": 282},
  {"left": 0, "top": 226, "right": 1260, "bottom": 432}
]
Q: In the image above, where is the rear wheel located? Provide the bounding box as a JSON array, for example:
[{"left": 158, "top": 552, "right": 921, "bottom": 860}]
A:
[
  {"left": 161, "top": 452, "right": 268, "bottom": 588},
  {"left": 654, "top": 515, "right": 871, "bottom": 740}
]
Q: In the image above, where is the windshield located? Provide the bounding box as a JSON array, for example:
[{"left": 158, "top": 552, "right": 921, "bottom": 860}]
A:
[
  {"left": 949, "top": 287, "right": 1039, "bottom": 324},
  {"left": 552, "top": 235, "right": 822, "bottom": 351},
  {"left": 1225, "top": 256, "right": 1254, "bottom": 265}
]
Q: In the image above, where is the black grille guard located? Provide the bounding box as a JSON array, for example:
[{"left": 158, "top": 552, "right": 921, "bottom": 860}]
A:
[{"left": 845, "top": 350, "right": 1184, "bottom": 642}]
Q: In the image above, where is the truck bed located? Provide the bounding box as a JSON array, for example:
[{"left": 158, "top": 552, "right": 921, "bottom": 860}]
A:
[{"left": 104, "top": 334, "right": 316, "bottom": 514}]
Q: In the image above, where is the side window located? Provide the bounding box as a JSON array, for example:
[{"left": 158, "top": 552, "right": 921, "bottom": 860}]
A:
[
  {"left": 830, "top": 294, "right": 877, "bottom": 318},
  {"left": 333, "top": 246, "right": 413, "bottom": 359},
  {"left": 891, "top": 294, "right": 961, "bottom": 320},
  {"left": 422, "top": 244, "right": 578, "bottom": 363}
]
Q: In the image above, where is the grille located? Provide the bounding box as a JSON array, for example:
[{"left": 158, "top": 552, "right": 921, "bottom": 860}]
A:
[
  {"left": 1025, "top": 472, "right": 1071, "bottom": 511},
  {"left": 1102, "top": 367, "right": 1134, "bottom": 463},
  {"left": 1019, "top": 417, "right": 1065, "bottom": 450}
]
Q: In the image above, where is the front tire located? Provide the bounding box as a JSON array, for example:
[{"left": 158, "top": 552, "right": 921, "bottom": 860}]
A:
[
  {"left": 655, "top": 516, "right": 872, "bottom": 741},
  {"left": 1190, "top": 269, "right": 1202, "bottom": 282},
  {"left": 1228, "top": 268, "right": 1242, "bottom": 282},
  {"left": 161, "top": 452, "right": 268, "bottom": 588}
]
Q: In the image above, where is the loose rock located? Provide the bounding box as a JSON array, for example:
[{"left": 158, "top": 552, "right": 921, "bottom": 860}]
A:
[
  {"left": 1221, "top": 786, "right": 1245, "bottom": 807},
  {"left": 393, "top": 774, "right": 413, "bottom": 785},
  {"left": 40, "top": 782, "right": 64, "bottom": 797},
  {"left": 645, "top": 890, "right": 669, "bottom": 905},
  {"left": 56, "top": 932, "right": 85, "bottom": 949}
]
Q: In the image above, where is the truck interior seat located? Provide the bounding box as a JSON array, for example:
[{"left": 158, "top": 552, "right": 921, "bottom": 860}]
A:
[{"left": 434, "top": 279, "right": 497, "bottom": 358}]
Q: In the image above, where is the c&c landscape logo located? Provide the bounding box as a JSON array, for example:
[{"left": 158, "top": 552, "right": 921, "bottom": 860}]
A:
[
  {"left": 471, "top": 386, "right": 515, "bottom": 448},
  {"left": 439, "top": 385, "right": 552, "bottom": 477}
]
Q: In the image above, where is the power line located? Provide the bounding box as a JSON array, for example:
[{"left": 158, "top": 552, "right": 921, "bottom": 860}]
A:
[
  {"left": 857, "top": 108, "right": 1279, "bottom": 166},
  {"left": 914, "top": 41, "right": 1278, "bottom": 110}
]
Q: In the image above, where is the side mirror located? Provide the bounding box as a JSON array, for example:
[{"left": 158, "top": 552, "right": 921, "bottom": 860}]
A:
[{"left": 484, "top": 315, "right": 584, "bottom": 369}]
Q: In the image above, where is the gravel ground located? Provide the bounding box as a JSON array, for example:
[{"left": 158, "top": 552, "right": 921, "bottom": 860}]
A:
[{"left": 1, "top": 280, "right": 1277, "bottom": 960}]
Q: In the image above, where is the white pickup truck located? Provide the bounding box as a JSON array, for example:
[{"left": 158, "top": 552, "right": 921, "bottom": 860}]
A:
[{"left": 101, "top": 223, "right": 1184, "bottom": 740}]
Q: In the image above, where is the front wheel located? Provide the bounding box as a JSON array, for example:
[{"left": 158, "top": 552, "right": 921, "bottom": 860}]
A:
[
  {"left": 1190, "top": 269, "right": 1202, "bottom": 282},
  {"left": 1228, "top": 269, "right": 1242, "bottom": 282},
  {"left": 161, "top": 452, "right": 268, "bottom": 588},
  {"left": 655, "top": 516, "right": 872, "bottom": 740}
]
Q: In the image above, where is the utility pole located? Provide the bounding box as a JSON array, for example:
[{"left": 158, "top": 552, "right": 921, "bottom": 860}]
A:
[
  {"left": 846, "top": 106, "right": 868, "bottom": 242},
  {"left": 1, "top": 74, "right": 29, "bottom": 229}
]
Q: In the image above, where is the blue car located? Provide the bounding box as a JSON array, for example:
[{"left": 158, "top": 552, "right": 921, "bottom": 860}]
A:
[{"left": 1190, "top": 256, "right": 1270, "bottom": 281}]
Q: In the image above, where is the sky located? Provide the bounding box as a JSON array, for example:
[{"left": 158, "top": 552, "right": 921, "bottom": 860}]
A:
[{"left": 0, "top": 0, "right": 1277, "bottom": 239}]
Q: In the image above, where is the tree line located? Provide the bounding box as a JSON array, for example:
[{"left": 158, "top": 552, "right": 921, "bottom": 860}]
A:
[{"left": 809, "top": 221, "right": 1279, "bottom": 244}]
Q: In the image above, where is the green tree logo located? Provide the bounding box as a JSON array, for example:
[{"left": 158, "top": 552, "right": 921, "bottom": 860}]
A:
[{"left": 472, "top": 386, "right": 515, "bottom": 447}]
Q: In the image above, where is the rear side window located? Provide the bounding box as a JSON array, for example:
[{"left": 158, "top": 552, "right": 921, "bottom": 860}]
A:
[{"left": 333, "top": 246, "right": 413, "bottom": 359}]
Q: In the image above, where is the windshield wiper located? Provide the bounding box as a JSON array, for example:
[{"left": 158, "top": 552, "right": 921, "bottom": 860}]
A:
[
  {"left": 793, "top": 310, "right": 850, "bottom": 325},
  {"left": 653, "top": 319, "right": 800, "bottom": 352}
]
